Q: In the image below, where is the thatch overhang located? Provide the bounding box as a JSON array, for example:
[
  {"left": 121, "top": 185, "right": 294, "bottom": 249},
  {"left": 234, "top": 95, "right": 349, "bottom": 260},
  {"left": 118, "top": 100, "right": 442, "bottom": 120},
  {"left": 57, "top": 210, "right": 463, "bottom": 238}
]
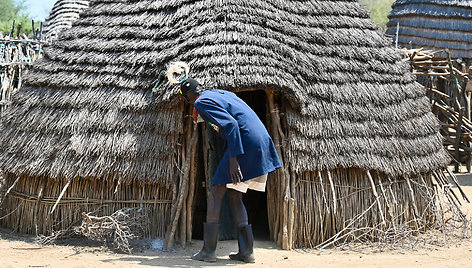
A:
[
  {"left": 44, "top": 0, "right": 90, "bottom": 40},
  {"left": 0, "top": 0, "right": 453, "bottom": 248},
  {"left": 387, "top": 0, "right": 472, "bottom": 58}
]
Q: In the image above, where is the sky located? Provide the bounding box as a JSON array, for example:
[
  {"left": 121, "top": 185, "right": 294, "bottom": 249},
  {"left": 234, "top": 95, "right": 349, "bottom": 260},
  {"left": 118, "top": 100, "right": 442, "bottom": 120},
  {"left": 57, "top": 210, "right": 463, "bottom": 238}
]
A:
[{"left": 18, "top": 0, "right": 57, "bottom": 21}]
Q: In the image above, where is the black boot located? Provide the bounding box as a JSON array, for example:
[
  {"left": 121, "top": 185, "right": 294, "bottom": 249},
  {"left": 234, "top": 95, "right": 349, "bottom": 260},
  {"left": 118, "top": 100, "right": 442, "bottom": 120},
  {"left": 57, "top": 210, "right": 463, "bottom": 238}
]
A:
[
  {"left": 192, "top": 223, "right": 219, "bottom": 262},
  {"left": 229, "top": 224, "right": 255, "bottom": 263}
]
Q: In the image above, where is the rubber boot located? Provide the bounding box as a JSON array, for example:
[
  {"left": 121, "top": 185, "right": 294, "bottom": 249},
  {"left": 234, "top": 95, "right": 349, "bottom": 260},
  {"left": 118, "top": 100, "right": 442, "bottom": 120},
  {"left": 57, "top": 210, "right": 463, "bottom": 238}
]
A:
[
  {"left": 229, "top": 224, "right": 255, "bottom": 263},
  {"left": 192, "top": 223, "right": 219, "bottom": 262}
]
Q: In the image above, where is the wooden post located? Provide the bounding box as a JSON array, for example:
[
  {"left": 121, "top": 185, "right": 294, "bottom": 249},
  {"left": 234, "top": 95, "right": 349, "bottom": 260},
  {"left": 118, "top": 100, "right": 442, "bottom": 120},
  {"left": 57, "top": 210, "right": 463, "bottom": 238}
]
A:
[
  {"left": 327, "top": 170, "right": 337, "bottom": 215},
  {"left": 367, "top": 171, "right": 386, "bottom": 227},
  {"left": 467, "top": 67, "right": 472, "bottom": 172},
  {"left": 179, "top": 176, "right": 189, "bottom": 247},
  {"left": 446, "top": 51, "right": 463, "bottom": 173},
  {"left": 405, "top": 177, "right": 420, "bottom": 231},
  {"left": 34, "top": 177, "right": 47, "bottom": 236},
  {"left": 0, "top": 176, "right": 20, "bottom": 206},
  {"left": 201, "top": 126, "right": 210, "bottom": 199},
  {"left": 50, "top": 179, "right": 72, "bottom": 214},
  {"left": 318, "top": 170, "right": 329, "bottom": 213},
  {"left": 266, "top": 90, "right": 293, "bottom": 249},
  {"left": 186, "top": 124, "right": 198, "bottom": 242},
  {"left": 164, "top": 110, "right": 198, "bottom": 250}
]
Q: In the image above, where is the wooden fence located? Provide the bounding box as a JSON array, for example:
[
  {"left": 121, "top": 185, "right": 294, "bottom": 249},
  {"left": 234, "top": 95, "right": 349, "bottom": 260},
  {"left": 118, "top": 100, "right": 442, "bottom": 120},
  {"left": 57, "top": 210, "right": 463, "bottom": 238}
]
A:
[
  {"left": 403, "top": 48, "right": 472, "bottom": 172},
  {"left": 0, "top": 22, "right": 46, "bottom": 113}
]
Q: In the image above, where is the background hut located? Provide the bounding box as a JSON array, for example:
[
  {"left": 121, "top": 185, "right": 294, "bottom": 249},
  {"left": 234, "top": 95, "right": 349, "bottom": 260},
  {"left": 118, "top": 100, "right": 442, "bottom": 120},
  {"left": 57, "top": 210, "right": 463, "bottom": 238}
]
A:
[
  {"left": 387, "top": 0, "right": 472, "bottom": 172},
  {"left": 0, "top": 0, "right": 451, "bottom": 250},
  {"left": 386, "top": 0, "right": 472, "bottom": 60},
  {"left": 43, "top": 0, "right": 90, "bottom": 40}
]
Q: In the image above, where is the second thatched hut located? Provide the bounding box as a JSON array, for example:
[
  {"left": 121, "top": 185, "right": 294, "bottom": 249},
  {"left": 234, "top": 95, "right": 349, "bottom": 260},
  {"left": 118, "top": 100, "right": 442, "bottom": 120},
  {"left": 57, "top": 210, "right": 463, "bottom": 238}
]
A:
[
  {"left": 43, "top": 0, "right": 90, "bottom": 40},
  {"left": 387, "top": 0, "right": 472, "bottom": 60}
]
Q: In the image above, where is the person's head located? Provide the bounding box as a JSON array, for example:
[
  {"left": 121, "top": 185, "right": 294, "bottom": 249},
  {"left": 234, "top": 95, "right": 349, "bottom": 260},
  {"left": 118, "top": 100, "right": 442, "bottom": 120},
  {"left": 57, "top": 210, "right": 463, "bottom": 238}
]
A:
[
  {"left": 180, "top": 77, "right": 202, "bottom": 104},
  {"left": 167, "top": 61, "right": 201, "bottom": 104}
]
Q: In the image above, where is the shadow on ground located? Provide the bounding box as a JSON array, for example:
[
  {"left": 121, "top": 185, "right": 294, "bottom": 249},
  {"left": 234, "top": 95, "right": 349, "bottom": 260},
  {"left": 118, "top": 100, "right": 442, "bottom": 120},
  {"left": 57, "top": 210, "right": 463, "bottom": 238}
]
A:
[
  {"left": 456, "top": 173, "right": 472, "bottom": 186},
  {"left": 101, "top": 256, "right": 240, "bottom": 267},
  {"left": 100, "top": 240, "right": 276, "bottom": 267}
]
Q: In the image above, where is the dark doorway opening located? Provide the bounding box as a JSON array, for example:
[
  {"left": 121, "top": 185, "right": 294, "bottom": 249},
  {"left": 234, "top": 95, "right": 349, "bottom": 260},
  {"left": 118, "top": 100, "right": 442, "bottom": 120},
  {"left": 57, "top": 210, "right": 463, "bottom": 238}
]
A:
[
  {"left": 191, "top": 90, "right": 270, "bottom": 241},
  {"left": 236, "top": 90, "right": 270, "bottom": 240}
]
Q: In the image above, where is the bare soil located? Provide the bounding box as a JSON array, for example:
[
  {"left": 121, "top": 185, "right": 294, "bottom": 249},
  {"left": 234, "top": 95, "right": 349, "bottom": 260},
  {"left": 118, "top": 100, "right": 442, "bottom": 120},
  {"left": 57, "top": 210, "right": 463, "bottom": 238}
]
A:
[{"left": 2, "top": 176, "right": 472, "bottom": 268}]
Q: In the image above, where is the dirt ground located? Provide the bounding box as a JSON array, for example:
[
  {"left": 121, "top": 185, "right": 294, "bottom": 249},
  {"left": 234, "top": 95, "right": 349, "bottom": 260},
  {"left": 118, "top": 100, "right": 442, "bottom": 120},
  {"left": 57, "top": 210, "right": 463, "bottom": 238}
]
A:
[{"left": 2, "top": 175, "right": 472, "bottom": 268}]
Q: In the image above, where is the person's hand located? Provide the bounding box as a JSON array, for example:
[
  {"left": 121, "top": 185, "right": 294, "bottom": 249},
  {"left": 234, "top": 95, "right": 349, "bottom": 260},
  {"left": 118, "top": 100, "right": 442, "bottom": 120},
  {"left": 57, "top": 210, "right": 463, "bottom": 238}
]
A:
[{"left": 229, "top": 157, "right": 243, "bottom": 184}]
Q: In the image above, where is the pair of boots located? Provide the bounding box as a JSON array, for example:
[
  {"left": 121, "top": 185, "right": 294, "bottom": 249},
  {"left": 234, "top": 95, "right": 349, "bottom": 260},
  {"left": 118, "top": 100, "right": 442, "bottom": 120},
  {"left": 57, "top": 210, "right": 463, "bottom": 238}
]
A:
[{"left": 192, "top": 223, "right": 255, "bottom": 263}]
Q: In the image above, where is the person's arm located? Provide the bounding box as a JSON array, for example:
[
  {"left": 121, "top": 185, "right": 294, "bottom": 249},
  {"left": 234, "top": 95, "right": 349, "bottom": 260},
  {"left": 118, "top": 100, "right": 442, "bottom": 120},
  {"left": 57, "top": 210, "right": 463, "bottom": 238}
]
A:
[
  {"left": 194, "top": 98, "right": 244, "bottom": 157},
  {"left": 195, "top": 98, "right": 243, "bottom": 183}
]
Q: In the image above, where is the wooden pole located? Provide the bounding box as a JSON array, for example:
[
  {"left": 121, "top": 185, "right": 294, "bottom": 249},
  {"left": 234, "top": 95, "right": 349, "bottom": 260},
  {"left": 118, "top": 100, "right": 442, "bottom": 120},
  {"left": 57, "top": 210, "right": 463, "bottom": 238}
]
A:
[
  {"left": 445, "top": 50, "right": 463, "bottom": 173},
  {"left": 50, "top": 179, "right": 71, "bottom": 214},
  {"left": 201, "top": 126, "right": 210, "bottom": 199},
  {"left": 186, "top": 124, "right": 198, "bottom": 242},
  {"left": 377, "top": 174, "right": 394, "bottom": 227},
  {"left": 445, "top": 167, "right": 470, "bottom": 203},
  {"left": 164, "top": 112, "right": 197, "bottom": 250},
  {"left": 366, "top": 171, "right": 386, "bottom": 227},
  {"left": 267, "top": 90, "right": 294, "bottom": 249},
  {"left": 0, "top": 176, "right": 20, "bottom": 206},
  {"left": 405, "top": 177, "right": 420, "bottom": 231},
  {"left": 318, "top": 170, "right": 330, "bottom": 213},
  {"left": 179, "top": 175, "right": 189, "bottom": 247},
  {"left": 327, "top": 170, "right": 337, "bottom": 215}
]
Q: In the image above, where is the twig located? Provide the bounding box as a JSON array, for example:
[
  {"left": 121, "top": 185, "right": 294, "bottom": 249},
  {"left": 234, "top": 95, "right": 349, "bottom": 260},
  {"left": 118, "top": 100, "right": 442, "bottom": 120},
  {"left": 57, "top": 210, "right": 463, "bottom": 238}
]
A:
[
  {"left": 0, "top": 176, "right": 20, "bottom": 205},
  {"left": 318, "top": 170, "right": 330, "bottom": 214},
  {"left": 405, "top": 177, "right": 421, "bottom": 231},
  {"left": 49, "top": 179, "right": 71, "bottom": 214},
  {"left": 327, "top": 170, "right": 337, "bottom": 214},
  {"left": 367, "top": 171, "right": 386, "bottom": 227},
  {"left": 445, "top": 167, "right": 470, "bottom": 202}
]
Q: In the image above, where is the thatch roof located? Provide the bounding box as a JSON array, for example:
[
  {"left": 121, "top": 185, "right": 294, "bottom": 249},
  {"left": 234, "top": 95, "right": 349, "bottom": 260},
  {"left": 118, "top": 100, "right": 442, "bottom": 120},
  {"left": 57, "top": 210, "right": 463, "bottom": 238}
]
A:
[
  {"left": 387, "top": 0, "right": 472, "bottom": 58},
  {"left": 0, "top": 0, "right": 448, "bottom": 183},
  {"left": 43, "top": 0, "right": 90, "bottom": 40}
]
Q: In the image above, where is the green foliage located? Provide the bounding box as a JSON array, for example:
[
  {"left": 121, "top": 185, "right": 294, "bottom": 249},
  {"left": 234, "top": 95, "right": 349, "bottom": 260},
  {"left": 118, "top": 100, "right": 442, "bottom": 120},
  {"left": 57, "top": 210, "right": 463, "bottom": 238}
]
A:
[
  {"left": 0, "top": 0, "right": 40, "bottom": 36},
  {"left": 360, "top": 0, "right": 396, "bottom": 30}
]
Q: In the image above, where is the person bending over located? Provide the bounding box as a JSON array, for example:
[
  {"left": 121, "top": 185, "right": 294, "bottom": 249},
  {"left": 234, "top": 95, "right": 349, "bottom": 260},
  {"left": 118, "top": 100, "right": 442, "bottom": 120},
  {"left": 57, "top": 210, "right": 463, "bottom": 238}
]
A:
[{"left": 167, "top": 62, "right": 281, "bottom": 263}]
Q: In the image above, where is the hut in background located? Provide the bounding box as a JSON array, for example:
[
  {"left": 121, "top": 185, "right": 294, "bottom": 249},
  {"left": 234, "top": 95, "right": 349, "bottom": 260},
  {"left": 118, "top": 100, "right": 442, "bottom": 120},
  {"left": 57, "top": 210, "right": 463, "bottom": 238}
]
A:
[
  {"left": 43, "top": 0, "right": 90, "bottom": 40},
  {"left": 0, "top": 0, "right": 451, "bottom": 249},
  {"left": 387, "top": 0, "right": 472, "bottom": 171},
  {"left": 387, "top": 0, "right": 472, "bottom": 60}
]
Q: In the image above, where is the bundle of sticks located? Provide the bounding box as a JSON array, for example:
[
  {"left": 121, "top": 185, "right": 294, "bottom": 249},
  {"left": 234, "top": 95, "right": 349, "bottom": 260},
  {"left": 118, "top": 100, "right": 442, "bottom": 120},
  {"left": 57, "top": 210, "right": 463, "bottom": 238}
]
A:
[
  {"left": 403, "top": 48, "right": 472, "bottom": 172},
  {"left": 76, "top": 208, "right": 147, "bottom": 253}
]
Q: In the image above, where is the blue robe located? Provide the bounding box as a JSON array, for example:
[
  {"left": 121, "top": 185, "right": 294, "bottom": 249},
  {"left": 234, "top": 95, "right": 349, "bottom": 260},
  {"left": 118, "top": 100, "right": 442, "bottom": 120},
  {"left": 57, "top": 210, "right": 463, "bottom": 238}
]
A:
[{"left": 194, "top": 89, "right": 282, "bottom": 185}]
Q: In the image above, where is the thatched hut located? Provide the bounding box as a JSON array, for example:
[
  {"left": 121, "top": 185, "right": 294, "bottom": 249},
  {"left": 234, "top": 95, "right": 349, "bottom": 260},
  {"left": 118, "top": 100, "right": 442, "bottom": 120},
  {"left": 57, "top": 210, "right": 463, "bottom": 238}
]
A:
[
  {"left": 0, "top": 0, "right": 450, "bottom": 249},
  {"left": 43, "top": 0, "right": 90, "bottom": 40},
  {"left": 386, "top": 0, "right": 472, "bottom": 59}
]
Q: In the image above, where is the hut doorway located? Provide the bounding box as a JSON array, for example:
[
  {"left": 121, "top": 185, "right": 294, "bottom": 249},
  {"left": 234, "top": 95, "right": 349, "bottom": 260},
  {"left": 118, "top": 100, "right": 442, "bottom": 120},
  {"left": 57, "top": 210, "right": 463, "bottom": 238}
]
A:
[
  {"left": 236, "top": 90, "right": 270, "bottom": 240},
  {"left": 191, "top": 90, "right": 270, "bottom": 241}
]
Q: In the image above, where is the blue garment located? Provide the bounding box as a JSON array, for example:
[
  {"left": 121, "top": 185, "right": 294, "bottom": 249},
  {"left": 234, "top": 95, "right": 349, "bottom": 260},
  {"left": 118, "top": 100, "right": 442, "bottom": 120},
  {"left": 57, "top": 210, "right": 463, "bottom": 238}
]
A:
[{"left": 194, "top": 90, "right": 282, "bottom": 185}]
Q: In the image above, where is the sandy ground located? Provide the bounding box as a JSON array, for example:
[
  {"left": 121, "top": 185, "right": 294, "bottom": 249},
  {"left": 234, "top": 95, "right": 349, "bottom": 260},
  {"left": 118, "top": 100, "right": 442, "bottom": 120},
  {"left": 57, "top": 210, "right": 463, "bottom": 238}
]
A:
[{"left": 1, "top": 175, "right": 472, "bottom": 268}]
